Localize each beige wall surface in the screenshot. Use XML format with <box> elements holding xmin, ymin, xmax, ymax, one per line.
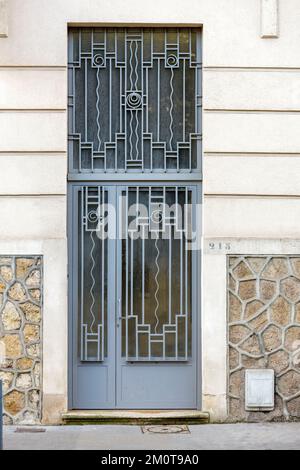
<box><xmin>0</xmin><ymin>0</ymin><xmax>299</xmax><ymax>422</ymax></box>
<box><xmin>0</xmin><ymin>0</ymin><xmax>299</xmax><ymax>67</ymax></box>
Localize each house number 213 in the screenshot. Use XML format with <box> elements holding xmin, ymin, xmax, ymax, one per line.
<box><xmin>208</xmin><ymin>242</ymin><xmax>231</xmax><ymax>251</ymax></box>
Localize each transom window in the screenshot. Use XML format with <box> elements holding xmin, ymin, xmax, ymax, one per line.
<box><xmin>68</xmin><ymin>28</ymin><xmax>202</xmax><ymax>174</ymax></box>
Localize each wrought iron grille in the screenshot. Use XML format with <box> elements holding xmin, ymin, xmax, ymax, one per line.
<box><xmin>121</xmin><ymin>186</ymin><xmax>193</xmax><ymax>361</ymax></box>
<box><xmin>76</xmin><ymin>185</ymin><xmax>194</xmax><ymax>362</ymax></box>
<box><xmin>68</xmin><ymin>28</ymin><xmax>202</xmax><ymax>174</ymax></box>
<box><xmin>78</xmin><ymin>186</ymin><xmax>108</xmax><ymax>361</ymax></box>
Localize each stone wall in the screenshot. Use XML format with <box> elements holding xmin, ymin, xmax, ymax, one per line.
<box><xmin>0</xmin><ymin>256</ymin><xmax>42</xmax><ymax>424</ymax></box>
<box><xmin>228</xmin><ymin>255</ymin><xmax>300</xmax><ymax>422</ymax></box>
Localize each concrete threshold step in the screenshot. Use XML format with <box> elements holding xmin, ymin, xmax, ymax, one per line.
<box><xmin>62</xmin><ymin>410</ymin><xmax>210</xmax><ymax>425</ymax></box>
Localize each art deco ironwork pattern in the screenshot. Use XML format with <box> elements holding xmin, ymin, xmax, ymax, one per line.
<box><xmin>68</xmin><ymin>28</ymin><xmax>202</xmax><ymax>173</ymax></box>
<box><xmin>121</xmin><ymin>186</ymin><xmax>193</xmax><ymax>361</ymax></box>
<box><xmin>78</xmin><ymin>186</ymin><xmax>108</xmax><ymax>361</ymax></box>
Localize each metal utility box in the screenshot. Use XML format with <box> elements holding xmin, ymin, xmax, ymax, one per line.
<box><xmin>245</xmin><ymin>369</ymin><xmax>275</xmax><ymax>411</ymax></box>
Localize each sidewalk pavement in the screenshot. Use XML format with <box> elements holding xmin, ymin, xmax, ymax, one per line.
<box><xmin>3</xmin><ymin>422</ymin><xmax>300</xmax><ymax>450</ymax></box>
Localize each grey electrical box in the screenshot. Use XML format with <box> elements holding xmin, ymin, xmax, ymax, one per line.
<box><xmin>245</xmin><ymin>369</ymin><xmax>275</xmax><ymax>411</ymax></box>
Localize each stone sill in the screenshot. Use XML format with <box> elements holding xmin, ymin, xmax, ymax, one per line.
<box><xmin>62</xmin><ymin>410</ymin><xmax>210</xmax><ymax>425</ymax></box>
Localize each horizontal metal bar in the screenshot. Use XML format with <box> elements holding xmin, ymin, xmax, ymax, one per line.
<box><xmin>68</xmin><ymin>172</ymin><xmax>203</xmax><ymax>182</ymax></box>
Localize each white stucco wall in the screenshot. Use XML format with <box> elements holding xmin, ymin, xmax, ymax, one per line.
<box><xmin>0</xmin><ymin>0</ymin><xmax>300</xmax><ymax>422</ymax></box>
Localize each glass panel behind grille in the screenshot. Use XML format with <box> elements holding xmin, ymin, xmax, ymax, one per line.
<box><xmin>78</xmin><ymin>186</ymin><xmax>108</xmax><ymax>361</ymax></box>
<box><xmin>121</xmin><ymin>186</ymin><xmax>193</xmax><ymax>361</ymax></box>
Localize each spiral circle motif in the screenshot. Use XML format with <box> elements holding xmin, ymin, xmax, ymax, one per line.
<box><xmin>126</xmin><ymin>92</ymin><xmax>142</xmax><ymax>109</ymax></box>
<box><xmin>93</xmin><ymin>54</ymin><xmax>104</xmax><ymax>67</ymax></box>
<box><xmin>87</xmin><ymin>210</ymin><xmax>99</xmax><ymax>223</ymax></box>
<box><xmin>166</xmin><ymin>54</ymin><xmax>178</xmax><ymax>67</ymax></box>
<box><xmin>151</xmin><ymin>209</ymin><xmax>163</xmax><ymax>224</ymax></box>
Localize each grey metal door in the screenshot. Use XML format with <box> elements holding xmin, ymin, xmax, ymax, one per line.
<box><xmin>70</xmin><ymin>183</ymin><xmax>200</xmax><ymax>409</ymax></box>
<box><xmin>68</xmin><ymin>27</ymin><xmax>202</xmax><ymax>409</ymax></box>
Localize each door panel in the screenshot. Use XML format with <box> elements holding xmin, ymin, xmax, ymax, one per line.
<box><xmin>71</xmin><ymin>185</ymin><xmax>116</xmax><ymax>408</ymax></box>
<box><xmin>118</xmin><ymin>363</ymin><xmax>197</xmax><ymax>408</ymax></box>
<box><xmin>116</xmin><ymin>185</ymin><xmax>198</xmax><ymax>408</ymax></box>
<box><xmin>70</xmin><ymin>184</ymin><xmax>200</xmax><ymax>409</ymax></box>
<box><xmin>79</xmin><ymin>186</ymin><xmax>108</xmax><ymax>362</ymax></box>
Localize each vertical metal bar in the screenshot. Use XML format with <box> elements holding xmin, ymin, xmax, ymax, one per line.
<box><xmin>196</xmin><ymin>30</ymin><xmax>202</xmax><ymax>172</ymax></box>
<box><xmin>182</xmin><ymin>58</ymin><xmax>186</xmax><ymax>143</ymax></box>
<box><xmin>189</xmin><ymin>28</ymin><xmax>192</xmax><ymax>64</ymax></box>
<box><xmin>67</xmin><ymin>32</ymin><xmax>73</xmax><ymax>174</ymax></box>
<box><xmin>175</xmin><ymin>187</ymin><xmax>180</xmax><ymax>360</ymax></box>
<box><xmin>91</xmin><ymin>31</ymin><xmax>95</xmax><ymax>182</ymax></box>
<box><xmin>142</xmin><ymin>230</ymin><xmax>145</xmax><ymax>325</ymax></box>
<box><xmin>130</xmin><ymin>227</ymin><xmax>134</xmax><ymax>316</ymax></box>
<box><xmin>80</xmin><ymin>187</ymin><xmax>85</xmax><ymax>360</ymax></box>
<box><xmin>185</xmin><ymin>187</ymin><xmax>188</xmax><ymax>359</ymax></box>
<box><xmin>125</xmin><ymin>30</ymin><xmax>128</xmax><ymax>170</ymax></box>
<box><xmin>150</xmin><ymin>30</ymin><xmax>153</xmax><ymax>172</ymax></box>
<box><xmin>72</xmin><ymin>66</ymin><xmax>76</xmax><ymax>133</ymax></box>
<box><xmin>84</xmin><ymin>58</ymin><xmax>88</xmax><ymax>142</ymax></box>
<box><xmin>101</xmin><ymin>187</ymin><xmax>105</xmax><ymax>360</ymax></box>
<box><xmin>175</xmin><ymin>315</ymin><xmax>178</xmax><ymax>360</ymax></box>
<box><xmin>180</xmin><ymin>189</ymin><xmax>183</xmax><ymax>317</ymax></box>
<box><xmin>118</xmin><ymin>47</ymin><xmax>123</xmax><ymax>171</ymax></box>
<box><xmin>168</xmin><ymin>194</ymin><xmax>172</xmax><ymax>325</ymax></box>
<box><xmin>125</xmin><ymin>187</ymin><xmax>129</xmax><ymax>359</ymax></box>
<box><xmin>98</xmin><ymin>324</ymin><xmax>101</xmax><ymax>361</ymax></box>
<box><xmin>78</xmin><ymin>32</ymin><xmax>83</xmax><ymax>173</ymax></box>
<box><xmin>148</xmin><ymin>186</ymin><xmax>151</xmax><ymax>359</ymax></box>
<box><xmin>157</xmin><ymin>59</ymin><xmax>160</xmax><ymax>141</ymax></box>
<box><xmin>141</xmin><ymin>32</ymin><xmax>144</xmax><ymax>171</ymax></box>
<box><xmin>145</xmin><ymin>67</ymin><xmax>149</xmax><ymax>132</ymax></box>
<box><xmin>109</xmin><ymin>58</ymin><xmax>112</xmax><ymax>143</ymax></box>
<box><xmin>119</xmin><ymin>67</ymin><xmax>122</xmax><ymax>131</ymax></box>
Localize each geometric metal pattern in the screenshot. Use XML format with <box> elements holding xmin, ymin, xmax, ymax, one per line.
<box><xmin>78</xmin><ymin>186</ymin><xmax>107</xmax><ymax>361</ymax></box>
<box><xmin>68</xmin><ymin>28</ymin><xmax>202</xmax><ymax>173</ymax></box>
<box><xmin>121</xmin><ymin>186</ymin><xmax>193</xmax><ymax>361</ymax></box>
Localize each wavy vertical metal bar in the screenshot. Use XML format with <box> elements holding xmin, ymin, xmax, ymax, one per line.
<box><xmin>134</xmin><ymin>41</ymin><xmax>139</xmax><ymax>162</ymax></box>
<box><xmin>128</xmin><ymin>41</ymin><xmax>134</xmax><ymax>161</ymax></box>
<box><xmin>154</xmin><ymin>232</ymin><xmax>160</xmax><ymax>333</ymax></box>
<box><xmin>129</xmin><ymin>110</ymin><xmax>134</xmax><ymax>161</ymax></box>
<box><xmin>129</xmin><ymin>40</ymin><xmax>134</xmax><ymax>91</ymax></box>
<box><xmin>134</xmin><ymin>111</ymin><xmax>139</xmax><ymax>160</ymax></box>
<box><xmin>169</xmin><ymin>67</ymin><xmax>174</xmax><ymax>151</ymax></box>
<box><xmin>134</xmin><ymin>40</ymin><xmax>138</xmax><ymax>90</ymax></box>
<box><xmin>96</xmin><ymin>67</ymin><xmax>101</xmax><ymax>151</ymax></box>
<box><xmin>89</xmin><ymin>230</ymin><xmax>96</xmax><ymax>332</ymax></box>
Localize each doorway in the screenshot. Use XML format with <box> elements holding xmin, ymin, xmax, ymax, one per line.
<box><xmin>68</xmin><ymin>27</ymin><xmax>202</xmax><ymax>409</ymax></box>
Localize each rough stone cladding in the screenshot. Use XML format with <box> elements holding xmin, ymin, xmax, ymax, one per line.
<box><xmin>228</xmin><ymin>256</ymin><xmax>300</xmax><ymax>422</ymax></box>
<box><xmin>0</xmin><ymin>256</ymin><xmax>42</xmax><ymax>424</ymax></box>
